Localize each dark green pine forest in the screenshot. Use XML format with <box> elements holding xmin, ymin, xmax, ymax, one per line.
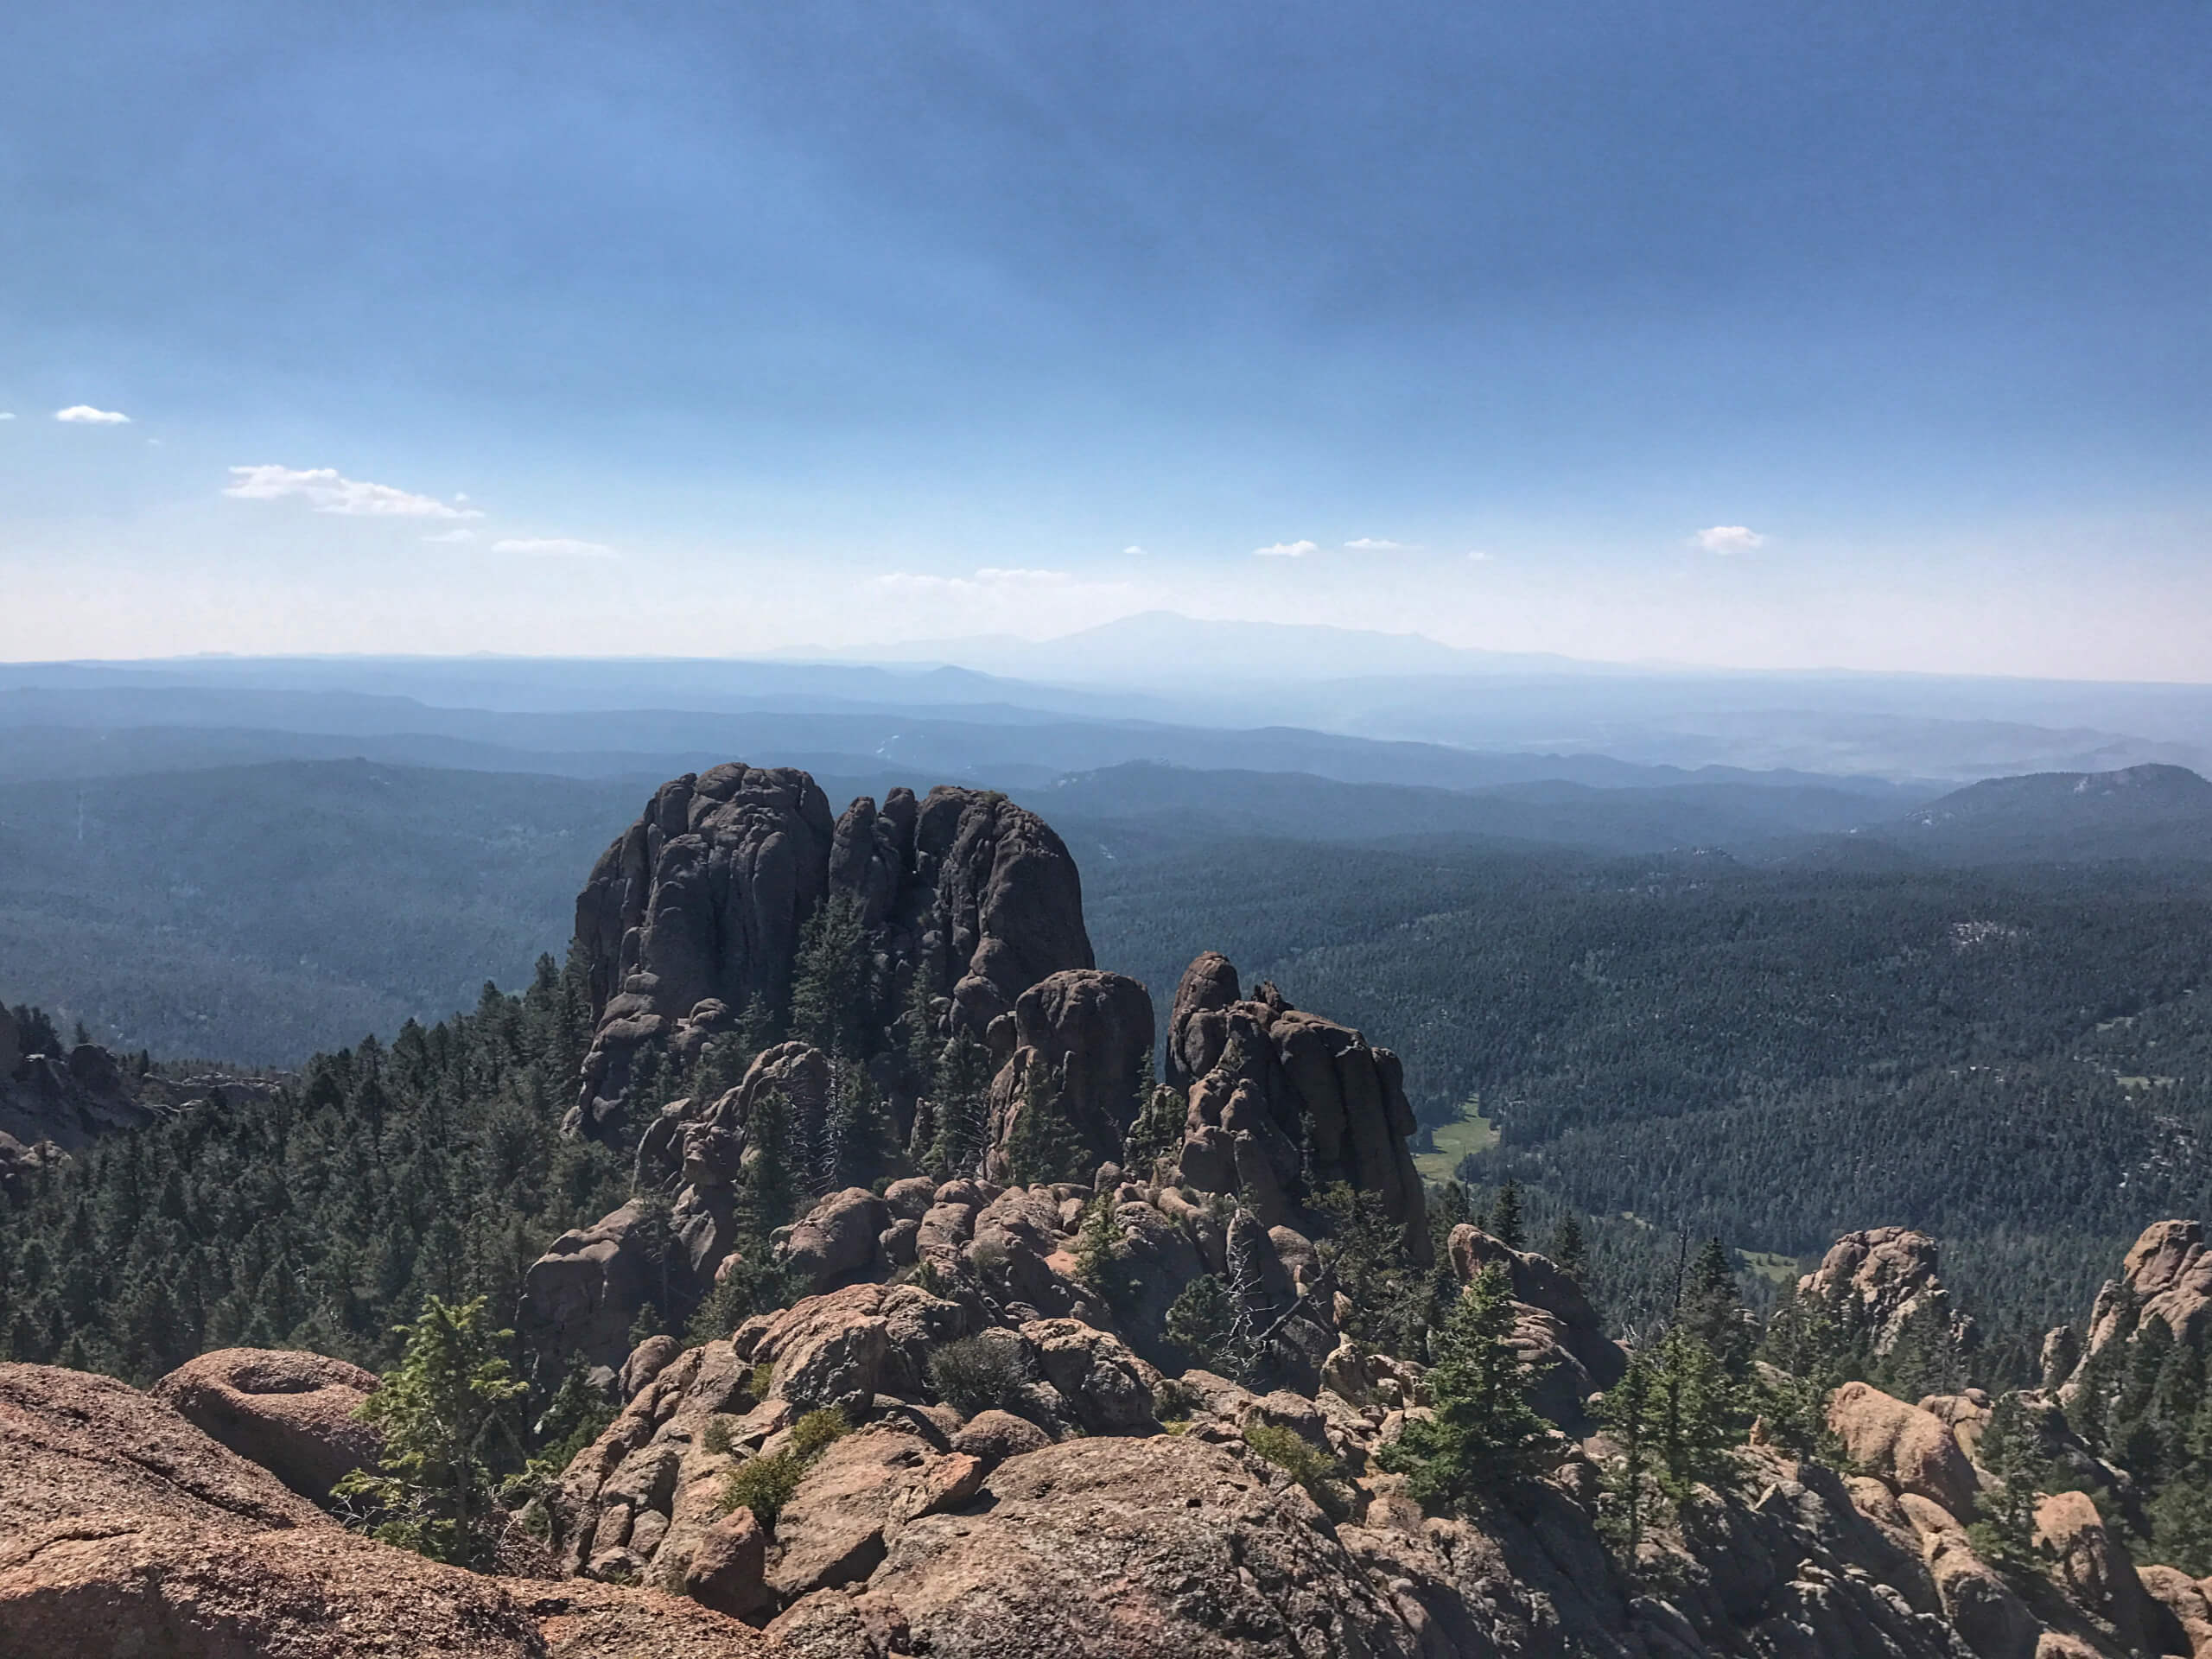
<box><xmin>0</xmin><ymin>962</ymin><xmax>629</xmax><ymax>1382</ymax></box>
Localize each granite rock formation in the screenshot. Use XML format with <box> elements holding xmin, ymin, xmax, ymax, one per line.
<box><xmin>1163</xmin><ymin>951</ymin><xmax>1428</xmax><ymax>1261</ymax></box>
<box><xmin>0</xmin><ymin>1360</ymin><xmax>773</xmax><ymax>1658</ymax></box>
<box><xmin>570</xmin><ymin>766</ymin><xmax>1093</xmax><ymax>1140</ymax></box>
<box><xmin>0</xmin><ymin>1012</ymin><xmax>162</xmax><ymax>1155</ymax></box>
<box><xmin>149</xmin><ymin>1347</ymin><xmax>383</xmax><ymax>1503</ymax></box>
<box><xmin>983</xmin><ymin>968</ymin><xmax>1154</xmax><ymax>1179</ymax></box>
<box><xmin>1798</xmin><ymin>1225</ymin><xmax>1978</xmax><ymax>1360</ymax></box>
<box><xmin>2051</xmin><ymin>1220</ymin><xmax>2212</xmax><ymax>1403</ymax></box>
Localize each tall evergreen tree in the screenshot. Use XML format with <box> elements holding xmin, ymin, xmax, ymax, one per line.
<box><xmin>333</xmin><ymin>1295</ymin><xmax>530</xmax><ymax>1566</ymax></box>
<box><xmin>1486</xmin><ymin>1181</ymin><xmax>1524</xmax><ymax>1250</ymax></box>
<box><xmin>1378</xmin><ymin>1263</ymin><xmax>1554</xmax><ymax>1512</ymax></box>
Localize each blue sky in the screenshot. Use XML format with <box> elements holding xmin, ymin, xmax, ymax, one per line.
<box><xmin>3</xmin><ymin>0</ymin><xmax>2208</xmax><ymax>676</ymax></box>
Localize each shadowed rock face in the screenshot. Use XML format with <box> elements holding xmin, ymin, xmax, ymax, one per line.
<box><xmin>0</xmin><ymin>1031</ymin><xmax>162</xmax><ymax>1154</ymax></box>
<box><xmin>573</xmin><ymin>765</ymin><xmax>839</xmax><ymax>1135</ymax></box>
<box><xmin>985</xmin><ymin>969</ymin><xmax>1155</xmax><ymax>1179</ymax></box>
<box><xmin>570</xmin><ymin>766</ymin><xmax>1093</xmax><ymax>1140</ymax></box>
<box><xmin>1165</xmin><ymin>952</ymin><xmax>1428</xmax><ymax>1262</ymax></box>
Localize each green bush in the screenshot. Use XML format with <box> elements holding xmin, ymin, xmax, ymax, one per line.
<box><xmin>789</xmin><ymin>1408</ymin><xmax>849</xmax><ymax>1459</ymax></box>
<box><xmin>717</xmin><ymin>1407</ymin><xmax>849</xmax><ymax>1529</ymax></box>
<box><xmin>1243</xmin><ymin>1421</ymin><xmax>1350</xmax><ymax>1519</ymax></box>
<box><xmin>721</xmin><ymin>1451</ymin><xmax>805</xmax><ymax>1528</ymax></box>
<box><xmin>928</xmin><ymin>1337</ymin><xmax>1032</xmax><ymax>1418</ymax></box>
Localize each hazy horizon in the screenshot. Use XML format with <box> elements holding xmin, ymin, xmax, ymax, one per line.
<box><xmin>5</xmin><ymin>3</ymin><xmax>2209</xmax><ymax>680</ymax></box>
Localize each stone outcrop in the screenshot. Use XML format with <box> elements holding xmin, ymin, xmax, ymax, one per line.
<box><xmin>1827</xmin><ymin>1380</ymin><xmax>1981</xmax><ymax>1518</ymax></box>
<box><xmin>983</xmin><ymin>968</ymin><xmax>1154</xmax><ymax>1179</ymax></box>
<box><xmin>1448</xmin><ymin>1223</ymin><xmax>1626</xmax><ymax>1429</ymax></box>
<box><xmin>785</xmin><ymin>1433</ymin><xmax>1418</xmax><ymax>1657</ymax></box>
<box><xmin>0</xmin><ymin>1361</ymin><xmax>772</xmax><ymax>1659</ymax></box>
<box><xmin>2034</xmin><ymin>1490</ymin><xmax>2152</xmax><ymax>1655</ymax></box>
<box><xmin>518</xmin><ymin>1200</ymin><xmax>662</xmax><ymax>1370</ymax></box>
<box><xmin>571</xmin><ymin>766</ymin><xmax>1093</xmax><ymax>1140</ymax></box>
<box><xmin>1164</xmin><ymin>951</ymin><xmax>1429</xmax><ymax>1262</ymax></box>
<box><xmin>149</xmin><ymin>1347</ymin><xmax>382</xmax><ymax>1503</ymax></box>
<box><xmin>2055</xmin><ymin>1220</ymin><xmax>2212</xmax><ymax>1402</ymax></box>
<box><xmin>0</xmin><ymin>1023</ymin><xmax>162</xmax><ymax>1154</ymax></box>
<box><xmin>1799</xmin><ymin>1227</ymin><xmax>1976</xmax><ymax>1359</ymax></box>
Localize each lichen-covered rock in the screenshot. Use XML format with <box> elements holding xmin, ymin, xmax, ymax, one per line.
<box><xmin>0</xmin><ymin>1362</ymin><xmax>778</xmax><ymax>1659</ymax></box>
<box><xmin>1018</xmin><ymin>1319</ymin><xmax>1161</xmax><ymax>1435</ymax></box>
<box><xmin>0</xmin><ymin>1522</ymin><xmax>550</xmax><ymax>1659</ymax></box>
<box><xmin>149</xmin><ymin>1347</ymin><xmax>381</xmax><ymax>1503</ymax></box>
<box><xmin>767</xmin><ymin>1427</ymin><xmax>943</xmax><ymax>1599</ymax></box>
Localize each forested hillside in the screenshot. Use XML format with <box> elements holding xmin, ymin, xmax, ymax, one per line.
<box><xmin>1087</xmin><ymin>838</ymin><xmax>2212</xmax><ymax>1352</ymax></box>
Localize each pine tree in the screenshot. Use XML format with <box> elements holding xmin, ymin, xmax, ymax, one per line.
<box><xmin>1164</xmin><ymin>1273</ymin><xmax>1237</xmax><ymax>1373</ymax></box>
<box><xmin>1377</xmin><ymin>1263</ymin><xmax>1554</xmax><ymax>1512</ymax></box>
<box><xmin>735</xmin><ymin>1077</ymin><xmax>802</xmax><ymax>1238</ymax></box>
<box><xmin>1486</xmin><ymin>1181</ymin><xmax>1524</xmax><ymax>1250</ymax></box>
<box><xmin>333</xmin><ymin>1295</ymin><xmax>529</xmax><ymax>1566</ymax></box>
<box><xmin>927</xmin><ymin>1033</ymin><xmax>995</xmax><ymax>1178</ymax></box>
<box><xmin>1547</xmin><ymin>1214</ymin><xmax>1589</xmax><ymax>1286</ymax></box>
<box><xmin>1649</xmin><ymin>1321</ymin><xmax>1744</xmax><ymax>1501</ymax></box>
<box><xmin>790</xmin><ymin>892</ymin><xmax>874</xmax><ymax>1059</ymax></box>
<box><xmin>1679</xmin><ymin>1238</ymin><xmax>1753</xmax><ymax>1376</ymax></box>
<box><xmin>826</xmin><ymin>1063</ymin><xmax>897</xmax><ymax>1190</ymax></box>
<box><xmin>1598</xmin><ymin>1352</ymin><xmax>1656</xmax><ymax>1549</ymax></box>
<box><xmin>1969</xmin><ymin>1391</ymin><xmax>2056</xmax><ymax>1575</ymax></box>
<box><xmin>1001</xmin><ymin>1059</ymin><xmax>1090</xmax><ymax>1186</ymax></box>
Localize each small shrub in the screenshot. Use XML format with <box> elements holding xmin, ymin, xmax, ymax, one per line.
<box><xmin>1153</xmin><ymin>1376</ymin><xmax>1203</xmax><ymax>1422</ymax></box>
<box><xmin>721</xmin><ymin>1452</ymin><xmax>804</xmax><ymax>1528</ymax></box>
<box><xmin>749</xmin><ymin>1359</ymin><xmax>776</xmax><ymax>1401</ymax></box>
<box><xmin>969</xmin><ymin>1236</ymin><xmax>1010</xmax><ymax>1275</ymax></box>
<box><xmin>1243</xmin><ymin>1421</ymin><xmax>1350</xmax><ymax>1518</ymax></box>
<box><xmin>701</xmin><ymin>1416</ymin><xmax>736</xmax><ymax>1457</ymax></box>
<box><xmin>789</xmin><ymin>1408</ymin><xmax>849</xmax><ymax>1459</ymax></box>
<box><xmin>928</xmin><ymin>1336</ymin><xmax>1031</xmax><ymax>1418</ymax></box>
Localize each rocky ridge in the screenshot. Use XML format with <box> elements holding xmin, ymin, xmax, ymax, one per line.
<box><xmin>569</xmin><ymin>766</ymin><xmax>1094</xmax><ymax>1141</ymax></box>
<box><xmin>0</xmin><ymin>1358</ymin><xmax>774</xmax><ymax>1658</ymax></box>
<box><xmin>519</xmin><ymin>1211</ymin><xmax>2212</xmax><ymax>1658</ymax></box>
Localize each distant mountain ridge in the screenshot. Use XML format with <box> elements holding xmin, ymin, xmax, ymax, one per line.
<box><xmin>1892</xmin><ymin>762</ymin><xmax>2212</xmax><ymax>861</ymax></box>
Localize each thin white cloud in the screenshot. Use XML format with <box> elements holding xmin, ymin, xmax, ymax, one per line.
<box><xmin>1466</xmin><ymin>550</ymin><xmax>1493</xmax><ymax>563</ymax></box>
<box><xmin>56</xmin><ymin>405</ymin><xmax>130</xmax><ymax>424</ymax></box>
<box><xmin>1122</xmin><ymin>544</ymin><xmax>1147</xmax><ymax>556</ymax></box>
<box><xmin>1692</xmin><ymin>524</ymin><xmax>1766</xmax><ymax>554</ymax></box>
<box><xmin>1345</xmin><ymin>537</ymin><xmax>1410</xmax><ymax>551</ymax></box>
<box><xmin>423</xmin><ymin>528</ymin><xmax>478</xmax><ymax>544</ymax></box>
<box><xmin>0</xmin><ymin>412</ymin><xmax>16</xmax><ymax>421</ymax></box>
<box><xmin>1253</xmin><ymin>539</ymin><xmax>1318</xmax><ymax>559</ymax></box>
<box><xmin>492</xmin><ymin>537</ymin><xmax>618</xmax><ymax>559</ymax></box>
<box><xmin>225</xmin><ymin>464</ymin><xmax>481</xmax><ymax>519</ymax></box>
